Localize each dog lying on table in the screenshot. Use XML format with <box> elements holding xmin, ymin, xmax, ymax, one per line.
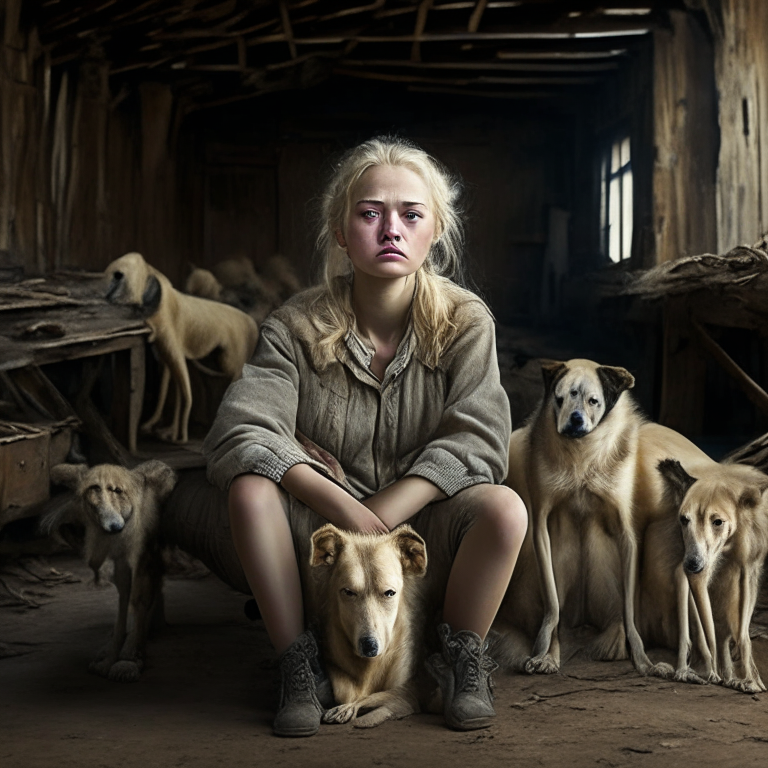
<box><xmin>104</xmin><ymin>251</ymin><xmax>258</xmax><ymax>444</ymax></box>
<box><xmin>46</xmin><ymin>460</ymin><xmax>177</xmax><ymax>682</ymax></box>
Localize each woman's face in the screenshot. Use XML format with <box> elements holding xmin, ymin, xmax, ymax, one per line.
<box><xmin>337</xmin><ymin>164</ymin><xmax>437</xmax><ymax>282</ymax></box>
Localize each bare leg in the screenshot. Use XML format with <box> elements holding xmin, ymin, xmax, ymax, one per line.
<box><xmin>442</xmin><ymin>485</ymin><xmax>527</xmax><ymax>639</ymax></box>
<box><xmin>228</xmin><ymin>473</ymin><xmax>303</xmax><ymax>654</ymax></box>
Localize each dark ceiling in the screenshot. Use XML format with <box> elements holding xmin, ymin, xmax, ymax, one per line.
<box><xmin>32</xmin><ymin>1</ymin><xmax>684</xmax><ymax>112</ymax></box>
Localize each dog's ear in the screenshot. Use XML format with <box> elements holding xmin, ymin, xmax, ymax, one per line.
<box><xmin>391</xmin><ymin>526</ymin><xmax>428</xmax><ymax>577</ymax></box>
<box><xmin>597</xmin><ymin>365</ymin><xmax>635</xmax><ymax>414</ymax></box>
<box><xmin>50</xmin><ymin>463</ymin><xmax>88</xmax><ymax>491</ymax></box>
<box><xmin>657</xmin><ymin>459</ymin><xmax>697</xmax><ymax>508</ymax></box>
<box><xmin>310</xmin><ymin>524</ymin><xmax>344</xmax><ymax>567</ymax></box>
<box><xmin>140</xmin><ymin>274</ymin><xmax>162</xmax><ymax>317</ymax></box>
<box><xmin>540</xmin><ymin>360</ymin><xmax>568</xmax><ymax>394</ymax></box>
<box><xmin>135</xmin><ymin>460</ymin><xmax>177</xmax><ymax>501</ymax></box>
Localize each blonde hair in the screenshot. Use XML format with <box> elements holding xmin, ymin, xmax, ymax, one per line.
<box><xmin>310</xmin><ymin>136</ymin><xmax>469</xmax><ymax>369</ymax></box>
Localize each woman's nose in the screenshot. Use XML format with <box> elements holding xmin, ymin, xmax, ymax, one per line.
<box><xmin>380</xmin><ymin>211</ymin><xmax>402</xmax><ymax>242</ymax></box>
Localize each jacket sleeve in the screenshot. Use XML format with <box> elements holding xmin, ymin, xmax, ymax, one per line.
<box><xmin>404</xmin><ymin>305</ymin><xmax>511</xmax><ymax>496</ymax></box>
<box><xmin>202</xmin><ymin>319</ymin><xmax>328</xmax><ymax>491</ymax></box>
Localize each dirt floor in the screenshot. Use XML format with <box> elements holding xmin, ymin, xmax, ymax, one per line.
<box><xmin>2</xmin><ymin>553</ymin><xmax>768</xmax><ymax>768</ymax></box>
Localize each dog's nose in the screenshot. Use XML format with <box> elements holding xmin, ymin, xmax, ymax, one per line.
<box><xmin>570</xmin><ymin>411</ymin><xmax>584</xmax><ymax>426</ymax></box>
<box><xmin>105</xmin><ymin>521</ymin><xmax>125</xmax><ymax>534</ymax></box>
<box><xmin>683</xmin><ymin>556</ymin><xmax>704</xmax><ymax>574</ymax></box>
<box><xmin>359</xmin><ymin>637</ymin><xmax>379</xmax><ymax>657</ymax></box>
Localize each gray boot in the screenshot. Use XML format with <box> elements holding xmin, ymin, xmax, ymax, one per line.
<box><xmin>426</xmin><ymin>623</ymin><xmax>498</xmax><ymax>731</ymax></box>
<box><xmin>273</xmin><ymin>631</ymin><xmax>325</xmax><ymax>737</ymax></box>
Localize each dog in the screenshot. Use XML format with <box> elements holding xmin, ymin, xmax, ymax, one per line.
<box><xmin>655</xmin><ymin>457</ymin><xmax>768</xmax><ymax>692</ymax></box>
<box><xmin>45</xmin><ymin>460</ymin><xmax>177</xmax><ymax>682</ymax></box>
<box><xmin>308</xmin><ymin>523</ymin><xmax>427</xmax><ymax>728</ymax></box>
<box><xmin>504</xmin><ymin>358</ymin><xmax>665</xmax><ymax>677</ymax></box>
<box><xmin>184</xmin><ymin>265</ymin><xmax>222</xmax><ymax>301</ymax></box>
<box><xmin>104</xmin><ymin>252</ymin><xmax>258</xmax><ymax>444</ymax></box>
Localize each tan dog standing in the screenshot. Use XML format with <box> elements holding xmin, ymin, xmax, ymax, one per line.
<box><xmin>655</xmin><ymin>458</ymin><xmax>768</xmax><ymax>692</ymax></box>
<box><xmin>104</xmin><ymin>252</ymin><xmax>258</xmax><ymax>443</ymax></box>
<box><xmin>46</xmin><ymin>460</ymin><xmax>177</xmax><ymax>682</ymax></box>
<box><xmin>308</xmin><ymin>523</ymin><xmax>428</xmax><ymax>728</ymax></box>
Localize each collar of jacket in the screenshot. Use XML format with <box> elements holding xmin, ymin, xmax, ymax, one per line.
<box><xmin>343</xmin><ymin>322</ymin><xmax>414</xmax><ymax>390</ymax></box>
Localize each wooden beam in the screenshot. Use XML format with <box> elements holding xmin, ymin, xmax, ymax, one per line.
<box><xmin>408</xmin><ymin>84</ymin><xmax>553</xmax><ymax>99</ymax></box>
<box><xmin>468</xmin><ymin>0</ymin><xmax>488</xmax><ymax>32</ymax></box>
<box><xmin>279</xmin><ymin>0</ymin><xmax>298</xmax><ymax>59</ymax></box>
<box><xmin>497</xmin><ymin>49</ymin><xmax>628</xmax><ymax>59</ymax></box>
<box><xmin>341</xmin><ymin>58</ymin><xmax>619</xmax><ymax>72</ymax></box>
<box><xmin>333</xmin><ymin>67</ymin><xmax>595</xmax><ymax>86</ymax></box>
<box><xmin>692</xmin><ymin>319</ymin><xmax>768</xmax><ymax>420</ymax></box>
<box><xmin>411</xmin><ymin>0</ymin><xmax>433</xmax><ymax>63</ymax></box>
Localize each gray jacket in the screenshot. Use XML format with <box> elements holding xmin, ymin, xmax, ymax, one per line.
<box><xmin>203</xmin><ymin>284</ymin><xmax>511</xmax><ymax>499</ymax></box>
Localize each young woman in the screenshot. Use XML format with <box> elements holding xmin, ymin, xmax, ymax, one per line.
<box><xmin>202</xmin><ymin>136</ymin><xmax>527</xmax><ymax>736</ymax></box>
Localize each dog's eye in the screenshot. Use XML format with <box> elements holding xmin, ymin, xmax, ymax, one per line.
<box><xmin>713</xmin><ymin>518</ymin><xmax>723</xmax><ymax>527</ymax></box>
<box><xmin>110</xmin><ymin>487</ymin><xmax>123</xmax><ymax>495</ymax></box>
<box><xmin>113</xmin><ymin>271</ymin><xmax>123</xmax><ymax>280</ymax></box>
<box><xmin>680</xmin><ymin>516</ymin><xmax>690</xmax><ymax>526</ymax></box>
<box><xmin>383</xmin><ymin>590</ymin><xmax>396</xmax><ymax>598</ymax></box>
<box><xmin>88</xmin><ymin>484</ymin><xmax>100</xmax><ymax>493</ymax></box>
<box><xmin>570</xmin><ymin>389</ymin><xmax>578</xmax><ymax>398</ymax></box>
<box><xmin>341</xmin><ymin>588</ymin><xmax>356</xmax><ymax>597</ymax></box>
<box><xmin>589</xmin><ymin>397</ymin><xmax>599</xmax><ymax>406</ymax></box>
<box><xmin>555</xmin><ymin>396</ymin><xmax>564</xmax><ymax>407</ymax></box>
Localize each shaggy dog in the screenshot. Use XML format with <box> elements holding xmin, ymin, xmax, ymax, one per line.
<box><xmin>655</xmin><ymin>458</ymin><xmax>768</xmax><ymax>692</ymax></box>
<box><xmin>46</xmin><ymin>460</ymin><xmax>177</xmax><ymax>682</ymax></box>
<box><xmin>308</xmin><ymin>523</ymin><xmax>427</xmax><ymax>728</ymax></box>
<box><xmin>104</xmin><ymin>251</ymin><xmax>258</xmax><ymax>444</ymax></box>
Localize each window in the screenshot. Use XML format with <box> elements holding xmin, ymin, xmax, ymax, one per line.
<box><xmin>600</xmin><ymin>136</ymin><xmax>633</xmax><ymax>263</ymax></box>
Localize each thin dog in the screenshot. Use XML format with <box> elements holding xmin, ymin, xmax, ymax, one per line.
<box><xmin>104</xmin><ymin>252</ymin><xmax>258</xmax><ymax>444</ymax></box>
<box><xmin>308</xmin><ymin>523</ymin><xmax>428</xmax><ymax>728</ymax></box>
<box><xmin>46</xmin><ymin>460</ymin><xmax>177</xmax><ymax>682</ymax></box>
<box><xmin>656</xmin><ymin>457</ymin><xmax>768</xmax><ymax>692</ymax></box>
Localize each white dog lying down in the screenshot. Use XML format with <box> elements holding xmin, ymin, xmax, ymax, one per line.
<box><xmin>104</xmin><ymin>251</ymin><xmax>258</xmax><ymax>444</ymax></box>
<box><xmin>46</xmin><ymin>460</ymin><xmax>177</xmax><ymax>682</ymax></box>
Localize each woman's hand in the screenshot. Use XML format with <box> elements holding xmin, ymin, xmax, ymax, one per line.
<box><xmin>281</xmin><ymin>463</ymin><xmax>389</xmax><ymax>534</ymax></box>
<box><xmin>363</xmin><ymin>476</ymin><xmax>446</xmax><ymax>529</ymax></box>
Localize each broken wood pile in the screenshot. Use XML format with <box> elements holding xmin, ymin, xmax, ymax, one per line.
<box><xmin>602</xmin><ymin>234</ymin><xmax>768</xmax><ymax>469</ymax></box>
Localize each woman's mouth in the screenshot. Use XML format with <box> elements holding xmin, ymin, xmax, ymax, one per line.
<box><xmin>377</xmin><ymin>246</ymin><xmax>406</xmax><ymax>258</ymax></box>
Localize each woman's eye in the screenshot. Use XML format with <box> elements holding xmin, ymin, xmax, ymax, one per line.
<box><xmin>404</xmin><ymin>211</ymin><xmax>420</xmax><ymax>221</ymax></box>
<box><xmin>362</xmin><ymin>210</ymin><xmax>379</xmax><ymax>219</ymax></box>
<box><xmin>383</xmin><ymin>590</ymin><xmax>396</xmax><ymax>598</ymax></box>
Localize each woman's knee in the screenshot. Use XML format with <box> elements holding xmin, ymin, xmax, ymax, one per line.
<box><xmin>228</xmin><ymin>473</ymin><xmax>285</xmax><ymax>523</ymax></box>
<box><xmin>472</xmin><ymin>485</ymin><xmax>528</xmax><ymax>547</ymax></box>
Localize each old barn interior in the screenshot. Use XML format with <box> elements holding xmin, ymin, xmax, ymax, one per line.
<box><xmin>2</xmin><ymin>1</ymin><xmax>768</xmax><ymax>766</ymax></box>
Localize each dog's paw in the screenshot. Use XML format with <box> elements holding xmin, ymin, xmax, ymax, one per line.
<box><xmin>88</xmin><ymin>659</ymin><xmax>113</xmax><ymax>678</ymax></box>
<box><xmin>647</xmin><ymin>662</ymin><xmax>675</xmax><ymax>680</ymax></box>
<box><xmin>524</xmin><ymin>654</ymin><xmax>559</xmax><ymax>675</ymax></box>
<box><xmin>705</xmin><ymin>670</ymin><xmax>722</xmax><ymax>685</ymax></box>
<box><xmin>108</xmin><ymin>660</ymin><xmax>141</xmax><ymax>683</ymax></box>
<box><xmin>673</xmin><ymin>667</ymin><xmax>706</xmax><ymax>685</ymax></box>
<box><xmin>353</xmin><ymin>707</ymin><xmax>393</xmax><ymax>729</ymax></box>
<box><xmin>725</xmin><ymin>678</ymin><xmax>763</xmax><ymax>694</ymax></box>
<box><xmin>155</xmin><ymin>426</ymin><xmax>179</xmax><ymax>444</ymax></box>
<box><xmin>323</xmin><ymin>704</ymin><xmax>357</xmax><ymax>724</ymax></box>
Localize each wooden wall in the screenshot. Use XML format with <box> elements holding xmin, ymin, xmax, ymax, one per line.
<box><xmin>709</xmin><ymin>0</ymin><xmax>768</xmax><ymax>251</ymax></box>
<box><xmin>0</xmin><ymin>2</ymin><xmax>202</xmax><ymax>286</ymax></box>
<box><xmin>652</xmin><ymin>9</ymin><xmax>719</xmax><ymax>264</ymax></box>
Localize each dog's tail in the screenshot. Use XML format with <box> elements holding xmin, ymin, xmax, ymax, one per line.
<box><xmin>487</xmin><ymin>625</ymin><xmax>532</xmax><ymax>672</ymax></box>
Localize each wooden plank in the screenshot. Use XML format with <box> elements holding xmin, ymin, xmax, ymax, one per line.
<box><xmin>279</xmin><ymin>0</ymin><xmax>298</xmax><ymax>59</ymax></box>
<box><xmin>692</xmin><ymin>319</ymin><xmax>768</xmax><ymax>419</ymax></box>
<box><xmin>411</xmin><ymin>0</ymin><xmax>433</xmax><ymax>63</ymax></box>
